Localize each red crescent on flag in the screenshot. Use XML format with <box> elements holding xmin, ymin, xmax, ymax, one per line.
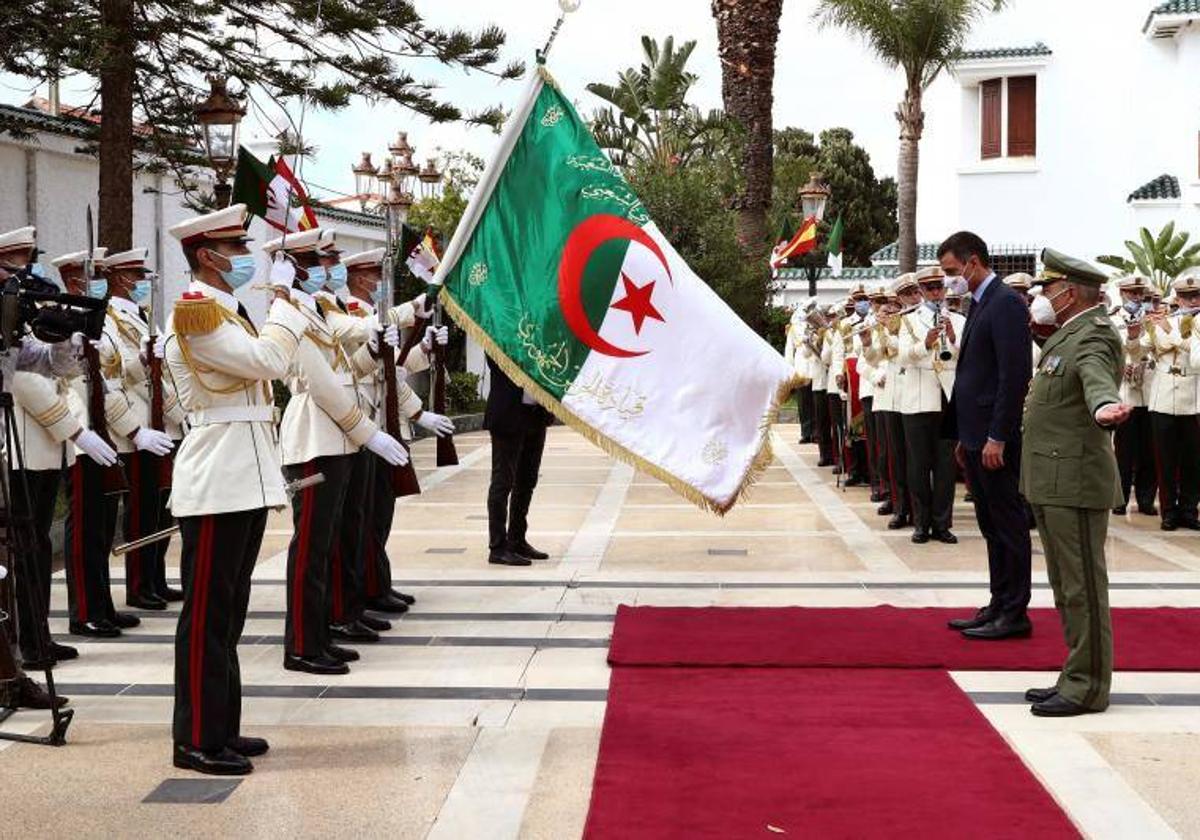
<box><xmin>558</xmin><ymin>214</ymin><xmax>672</xmax><ymax>358</ymax></box>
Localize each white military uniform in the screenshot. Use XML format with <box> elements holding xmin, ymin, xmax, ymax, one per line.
<box><xmin>897</xmin><ymin>305</ymin><xmax>964</xmax><ymax>413</ymax></box>
<box><xmin>1143</xmin><ymin>313</ymin><xmax>1199</xmax><ymax>415</ymax></box>
<box><xmin>106</xmin><ymin>295</ymin><xmax>187</xmax><ymax>439</ymax></box>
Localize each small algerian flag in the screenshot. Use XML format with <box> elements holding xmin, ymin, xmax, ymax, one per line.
<box><xmin>232</xmin><ymin>147</ymin><xmax>319</xmax><ymax>233</ymax></box>
<box><xmin>827</xmin><ymin>214</ymin><xmax>845</xmax><ymax>277</ymax></box>
<box><xmin>433</xmin><ymin>69</ymin><xmax>797</xmax><ymax>513</ymax></box>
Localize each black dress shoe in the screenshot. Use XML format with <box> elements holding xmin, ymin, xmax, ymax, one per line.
<box><xmin>51</xmin><ymin>642</ymin><xmax>79</xmax><ymax>662</ymax></box>
<box><xmin>20</xmin><ymin>657</ymin><xmax>56</xmax><ymax>672</ymax></box>
<box><xmin>69</xmin><ymin>619</ymin><xmax>121</xmax><ymax>638</ymax></box>
<box><xmin>173</xmin><ymin>744</ymin><xmax>253</xmax><ymax>775</ymax></box>
<box><xmin>844</xmin><ymin>476</ymin><xmax>868</xmax><ymax>488</ymax></box>
<box><xmin>390</xmin><ymin>589</ymin><xmax>417</xmax><ymax>605</ymax></box>
<box><xmin>869</xmin><ymin>490</ymin><xmax>885</xmax><ymax>503</ymax></box>
<box><xmin>876</xmin><ymin>501</ymin><xmax>894</xmax><ymax>516</ymax></box>
<box><xmin>947</xmin><ymin>606</ymin><xmax>996</xmax><ymax>630</ymax></box>
<box><xmin>1024</xmin><ymin>686</ymin><xmax>1058</xmax><ymax>703</ymax></box>
<box><xmin>1162</xmin><ymin>515</ymin><xmax>1179</xmax><ymax>532</ymax></box>
<box><xmin>325</xmin><ymin>644</ymin><xmax>360</xmax><ymax>663</ymax></box>
<box><xmin>284</xmin><ymin>653</ymin><xmax>350</xmax><ymax>675</ymax></box>
<box><xmin>158</xmin><ymin>586</ymin><xmax>185</xmax><ymax>602</ymax></box>
<box><xmin>886</xmin><ymin>514</ymin><xmax>912</xmax><ymax>530</ymax></box>
<box><xmin>832</xmin><ymin>466</ymin><xmax>843</xmax><ymax>476</ymax></box>
<box><xmin>330</xmin><ymin>621</ymin><xmax>380</xmax><ymax>643</ymax></box>
<box><xmin>508</xmin><ymin>540</ymin><xmax>550</xmax><ymax>560</ymax></box>
<box><xmin>359</xmin><ymin>614</ymin><xmax>392</xmax><ymax>632</ymax></box>
<box><xmin>816</xmin><ymin>459</ymin><xmax>834</xmax><ymax>468</ymax></box>
<box><xmin>111</xmin><ymin>612</ymin><xmax>141</xmax><ymax>629</ymax></box>
<box><xmin>911</xmin><ymin>528</ymin><xmax>930</xmax><ymax>544</ymax></box>
<box><xmin>1180</xmin><ymin>517</ymin><xmax>1200</xmax><ymax>531</ymax></box>
<box><xmin>488</xmin><ymin>549</ymin><xmax>532</xmax><ymax>567</ymax></box>
<box><xmin>15</xmin><ymin>676</ymin><xmax>69</xmax><ymax>710</ymax></box>
<box><xmin>228</xmin><ymin>735</ymin><xmax>269</xmax><ymax>757</ymax></box>
<box><xmin>1138</xmin><ymin>505</ymin><xmax>1158</xmax><ymax>516</ymax></box>
<box><xmin>365</xmin><ymin>595</ymin><xmax>409</xmax><ymax>615</ymax></box>
<box><xmin>963</xmin><ymin>492</ymin><xmax>975</xmax><ymax>503</ymax></box>
<box><xmin>962</xmin><ymin>613</ymin><xmax>1033</xmax><ymax>640</ymax></box>
<box><xmin>127</xmin><ymin>594</ymin><xmax>168</xmax><ymax>611</ymax></box>
<box><xmin>1111</xmin><ymin>505</ymin><xmax>1127</xmax><ymax>516</ymax></box>
<box><xmin>1031</xmin><ymin>693</ymin><xmax>1102</xmax><ymax>717</ymax></box>
<box><xmin>932</xmin><ymin>529</ymin><xmax>958</xmax><ymax>545</ymax></box>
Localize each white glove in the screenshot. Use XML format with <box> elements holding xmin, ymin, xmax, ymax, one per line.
<box><xmin>132</xmin><ymin>427</ymin><xmax>175</xmax><ymax>456</ymax></box>
<box><xmin>421</xmin><ymin>325</ymin><xmax>449</xmax><ymax>352</ymax></box>
<box><xmin>75</xmin><ymin>429</ymin><xmax>118</xmax><ymax>466</ymax></box>
<box><xmin>411</xmin><ymin>293</ymin><xmax>432</xmax><ymax>319</ymax></box>
<box><xmin>368</xmin><ymin>325</ymin><xmax>400</xmax><ymax>354</ymax></box>
<box><xmin>365</xmin><ymin>430</ymin><xmax>410</xmax><ymax>466</ymax></box>
<box><xmin>415</xmin><ymin>411</ymin><xmax>455</xmax><ymax>438</ymax></box>
<box><xmin>268</xmin><ymin>254</ymin><xmax>295</xmax><ymax>290</ymax></box>
<box><xmin>153</xmin><ymin>334</ymin><xmax>166</xmax><ymax>359</ymax></box>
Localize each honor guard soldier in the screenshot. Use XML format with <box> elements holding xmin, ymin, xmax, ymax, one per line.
<box><xmin>879</xmin><ymin>274</ymin><xmax>921</xmax><ymax>528</ymax></box>
<box><xmin>858</xmin><ymin>286</ymin><xmax>888</xmax><ymax>500</ymax></box>
<box><xmin>1110</xmin><ymin>275</ymin><xmax>1157</xmax><ymax>516</ymax></box>
<box><xmin>101</xmin><ymin>248</ymin><xmax>185</xmax><ymax>609</ymax></box>
<box><xmin>860</xmin><ymin>287</ymin><xmax>898</xmax><ymax>514</ymax></box>
<box><xmin>341</xmin><ymin>248</ymin><xmax>450</xmax><ymax>615</ymax></box>
<box><xmin>263</xmin><ymin>228</ymin><xmax>411</xmax><ymax>674</ymax></box>
<box><xmin>831</xmin><ymin>287</ymin><xmax>870</xmax><ymax>486</ymax></box>
<box><xmin>896</xmin><ymin>268</ymin><xmax>962</xmax><ymax>543</ymax></box>
<box><xmin>164</xmin><ymin>203</ymin><xmax>312</xmax><ymax>775</ymax></box>
<box><xmin>798</xmin><ymin>303</ymin><xmax>833</xmax><ymax>465</ymax></box>
<box><xmin>1020</xmin><ymin>249</ymin><xmax>1131</xmax><ymax>716</ymax></box>
<box><xmin>784</xmin><ymin>304</ymin><xmax>815</xmax><ymax>444</ymax></box>
<box><xmin>1143</xmin><ymin>271</ymin><xmax>1200</xmax><ymax>530</ymax></box>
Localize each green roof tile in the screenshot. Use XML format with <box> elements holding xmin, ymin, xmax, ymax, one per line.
<box><xmin>868</xmin><ymin>241</ymin><xmax>942</xmax><ymax>263</ymax></box>
<box><xmin>957</xmin><ymin>42</ymin><xmax>1053</xmax><ymax>61</ymax></box>
<box><xmin>1127</xmin><ymin>174</ymin><xmax>1181</xmax><ymax>202</ymax></box>
<box><xmin>1144</xmin><ymin>1</ymin><xmax>1200</xmax><ymax>32</ymax></box>
<box><xmin>0</xmin><ymin>102</ymin><xmax>96</xmax><ymax>139</ymax></box>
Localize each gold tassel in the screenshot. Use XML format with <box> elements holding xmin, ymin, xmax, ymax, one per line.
<box><xmin>172</xmin><ymin>298</ymin><xmax>224</xmax><ymax>337</ymax></box>
<box><xmin>317</xmin><ymin>297</ymin><xmax>340</xmax><ymax>317</ymax></box>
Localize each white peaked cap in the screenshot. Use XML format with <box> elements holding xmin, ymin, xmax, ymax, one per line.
<box><xmin>103</xmin><ymin>247</ymin><xmax>149</xmax><ymax>270</ymax></box>
<box><xmin>263</xmin><ymin>227</ymin><xmax>324</xmax><ymax>255</ymax></box>
<box><xmin>343</xmin><ymin>248</ymin><xmax>385</xmax><ymax>268</ymax></box>
<box><xmin>0</xmin><ymin>226</ymin><xmax>36</xmax><ymax>254</ymax></box>
<box><xmin>168</xmin><ymin>203</ymin><xmax>251</xmax><ymax>245</ymax></box>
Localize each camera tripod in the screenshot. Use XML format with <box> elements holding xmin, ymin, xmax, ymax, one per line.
<box><xmin>0</xmin><ymin>375</ymin><xmax>74</xmax><ymax>746</ymax></box>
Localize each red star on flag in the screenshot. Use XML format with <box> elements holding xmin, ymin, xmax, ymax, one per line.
<box><xmin>611</xmin><ymin>273</ymin><xmax>665</xmax><ymax>334</ymax></box>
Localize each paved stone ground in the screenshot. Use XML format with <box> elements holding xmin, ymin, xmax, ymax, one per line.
<box><xmin>2</xmin><ymin>425</ymin><xmax>1199</xmax><ymax>839</ymax></box>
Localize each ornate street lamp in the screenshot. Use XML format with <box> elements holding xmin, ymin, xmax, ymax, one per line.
<box><xmin>194</xmin><ymin>75</ymin><xmax>246</xmax><ymax>209</ymax></box>
<box><xmin>797</xmin><ymin>171</ymin><xmax>833</xmax><ymax>299</ymax></box>
<box><xmin>418</xmin><ymin>158</ymin><xmax>444</xmax><ymax>199</ymax></box>
<box><xmin>351</xmin><ymin>152</ymin><xmax>379</xmax><ymax>211</ymax></box>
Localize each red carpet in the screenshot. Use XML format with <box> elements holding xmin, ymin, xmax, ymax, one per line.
<box><xmin>584</xmin><ymin>667</ymin><xmax>1080</xmax><ymax>839</ymax></box>
<box><xmin>608</xmin><ymin>605</ymin><xmax>1200</xmax><ymax>671</ymax></box>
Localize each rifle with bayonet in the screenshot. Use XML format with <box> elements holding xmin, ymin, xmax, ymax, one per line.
<box><xmin>82</xmin><ymin>207</ymin><xmax>128</xmax><ymax>496</ymax></box>
<box><xmin>145</xmin><ymin>269</ymin><xmax>172</xmax><ymax>490</ymax></box>
<box><xmin>381</xmin><ymin>227</ymin><xmax>420</xmax><ymax>498</ymax></box>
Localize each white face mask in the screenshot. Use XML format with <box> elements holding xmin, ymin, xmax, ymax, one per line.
<box><xmin>1030</xmin><ymin>288</ymin><xmax>1068</xmax><ymax>326</ymax></box>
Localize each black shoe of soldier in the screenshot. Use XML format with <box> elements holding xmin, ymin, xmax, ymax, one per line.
<box><xmin>1112</xmin><ymin>505</ymin><xmax>1127</xmax><ymax>516</ymax></box>
<box><xmin>330</xmin><ymin>621</ymin><xmax>380</xmax><ymax>643</ymax></box>
<box><xmin>111</xmin><ymin>612</ymin><xmax>141</xmax><ymax>629</ymax></box>
<box><xmin>20</xmin><ymin>657</ymin><xmax>56</xmax><ymax>672</ymax></box>
<box><xmin>508</xmin><ymin>540</ymin><xmax>550</xmax><ymax>560</ymax></box>
<box><xmin>284</xmin><ymin>653</ymin><xmax>350</xmax><ymax>675</ymax></box>
<box><xmin>69</xmin><ymin>620</ymin><xmax>121</xmax><ymax>638</ymax></box>
<box><xmin>127</xmin><ymin>594</ymin><xmax>168</xmax><ymax>611</ymax></box>
<box><xmin>1031</xmin><ymin>694</ymin><xmax>1102</xmax><ymax>717</ymax></box>
<box><xmin>886</xmin><ymin>514</ymin><xmax>912</xmax><ymax>531</ymax></box>
<box><xmin>1180</xmin><ymin>517</ymin><xmax>1200</xmax><ymax>531</ymax></box>
<box><xmin>876</xmin><ymin>501</ymin><xmax>894</xmax><ymax>516</ymax></box>
<box><xmin>173</xmin><ymin>744</ymin><xmax>253</xmax><ymax>776</ymax></box>
<box><xmin>15</xmin><ymin>676</ymin><xmax>69</xmax><ymax>709</ymax></box>
<box><xmin>1162</xmin><ymin>514</ymin><xmax>1179</xmax><ymax>532</ymax></box>
<box><xmin>932</xmin><ymin>529</ymin><xmax>958</xmax><ymax>545</ymax></box>
<box><xmin>1024</xmin><ymin>686</ymin><xmax>1058</xmax><ymax>703</ymax></box>
<box><xmin>390</xmin><ymin>589</ymin><xmax>417</xmax><ymax>605</ymax></box>
<box><xmin>366</xmin><ymin>595</ymin><xmax>409</xmax><ymax>615</ymax></box>
<box><xmin>325</xmin><ymin>644</ymin><xmax>360</xmax><ymax>663</ymax></box>
<box><xmin>158</xmin><ymin>586</ymin><xmax>185</xmax><ymax>602</ymax></box>
<box><xmin>51</xmin><ymin>643</ymin><xmax>79</xmax><ymax>662</ymax></box>
<box><xmin>489</xmin><ymin>549</ymin><xmax>532</xmax><ymax>567</ymax></box>
<box><xmin>359</xmin><ymin>614</ymin><xmax>392</xmax><ymax>632</ymax></box>
<box><xmin>1138</xmin><ymin>505</ymin><xmax>1158</xmax><ymax>516</ymax></box>
<box><xmin>911</xmin><ymin>528</ymin><xmax>930</xmax><ymax>544</ymax></box>
<box><xmin>227</xmin><ymin>736</ymin><xmax>269</xmax><ymax>757</ymax></box>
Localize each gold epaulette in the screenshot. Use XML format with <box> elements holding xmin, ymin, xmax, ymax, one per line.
<box><xmin>317</xmin><ymin>297</ymin><xmax>341</xmax><ymax>317</ymax></box>
<box><xmin>173</xmin><ymin>296</ymin><xmax>224</xmax><ymax>336</ymax></box>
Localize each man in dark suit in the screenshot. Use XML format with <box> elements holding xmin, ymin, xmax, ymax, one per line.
<box><xmin>939</xmin><ymin>232</ymin><xmax>1034</xmax><ymax>640</ymax></box>
<box><xmin>484</xmin><ymin>357</ymin><xmax>554</xmax><ymax>567</ymax></box>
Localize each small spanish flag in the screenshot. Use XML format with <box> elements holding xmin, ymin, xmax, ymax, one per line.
<box><xmin>770</xmin><ymin>216</ymin><xmax>818</xmax><ymax>269</ymax></box>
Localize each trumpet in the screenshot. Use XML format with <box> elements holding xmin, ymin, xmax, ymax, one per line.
<box><xmin>933</xmin><ymin>306</ymin><xmax>954</xmax><ymax>362</ymax></box>
<box><xmin>871</xmin><ymin>303</ymin><xmax>922</xmax><ymax>336</ymax></box>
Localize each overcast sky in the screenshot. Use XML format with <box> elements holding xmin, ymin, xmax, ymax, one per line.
<box><xmin>0</xmin><ymin>0</ymin><xmax>1064</xmax><ymax>241</ymax></box>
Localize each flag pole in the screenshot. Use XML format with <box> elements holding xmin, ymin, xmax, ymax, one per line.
<box><xmin>537</xmin><ymin>0</ymin><xmax>582</xmax><ymax>64</ymax></box>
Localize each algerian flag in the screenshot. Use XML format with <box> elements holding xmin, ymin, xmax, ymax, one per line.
<box><xmin>232</xmin><ymin>147</ymin><xmax>319</xmax><ymax>233</ymax></box>
<box><xmin>432</xmin><ymin>68</ymin><xmax>797</xmax><ymax>513</ymax></box>
<box><xmin>827</xmin><ymin>214</ymin><xmax>845</xmax><ymax>277</ymax></box>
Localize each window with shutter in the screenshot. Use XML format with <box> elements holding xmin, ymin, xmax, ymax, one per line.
<box><xmin>1007</xmin><ymin>76</ymin><xmax>1037</xmax><ymax>157</ymax></box>
<box><xmin>980</xmin><ymin>79</ymin><xmax>1002</xmax><ymax>160</ymax></box>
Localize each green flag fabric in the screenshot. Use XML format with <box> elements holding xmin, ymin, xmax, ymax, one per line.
<box><xmin>826</xmin><ymin>214</ymin><xmax>845</xmax><ymax>256</ymax></box>
<box><xmin>433</xmin><ymin>69</ymin><xmax>797</xmax><ymax>513</ymax></box>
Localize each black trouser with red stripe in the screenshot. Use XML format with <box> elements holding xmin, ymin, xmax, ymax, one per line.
<box><xmin>797</xmin><ymin>384</ymin><xmax>814</xmax><ymax>443</ymax></box>
<box><xmin>330</xmin><ymin>450</ymin><xmax>372</xmax><ymax>626</ymax></box>
<box><xmin>64</xmin><ymin>459</ymin><xmax>121</xmax><ymax>625</ymax></box>
<box><xmin>880</xmin><ymin>411</ymin><xmax>911</xmax><ymax>519</ymax></box>
<box><xmin>122</xmin><ymin>450</ymin><xmax>170</xmax><ymax>603</ymax></box>
<box><xmin>11</xmin><ymin>468</ymin><xmax>61</xmax><ymax>664</ymax></box>
<box><xmin>363</xmin><ymin>451</ymin><xmax>398</xmax><ymax>600</ymax></box>
<box><xmin>1151</xmin><ymin>412</ymin><xmax>1200</xmax><ymax>523</ymax></box>
<box><xmin>813</xmin><ymin>389</ymin><xmax>832</xmax><ymax>464</ymax></box>
<box><xmin>1115</xmin><ymin>406</ymin><xmax>1157</xmax><ymax>511</ymax></box>
<box><xmin>173</xmin><ymin>508</ymin><xmax>266</xmax><ymax>752</ymax></box>
<box><xmin>861</xmin><ymin>396</ymin><xmax>878</xmax><ymax>491</ymax></box>
<box><xmin>284</xmin><ymin>455</ymin><xmax>353</xmax><ymax>657</ymax></box>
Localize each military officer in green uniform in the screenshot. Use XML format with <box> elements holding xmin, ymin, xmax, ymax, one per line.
<box><xmin>1020</xmin><ymin>248</ymin><xmax>1132</xmax><ymax>717</ymax></box>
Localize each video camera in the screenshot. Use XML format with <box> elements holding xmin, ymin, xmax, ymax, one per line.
<box><xmin>0</xmin><ymin>267</ymin><xmax>107</xmax><ymax>352</ymax></box>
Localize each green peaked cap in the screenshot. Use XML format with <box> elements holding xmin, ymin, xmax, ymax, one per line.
<box><xmin>1036</xmin><ymin>248</ymin><xmax>1109</xmax><ymax>288</ymax></box>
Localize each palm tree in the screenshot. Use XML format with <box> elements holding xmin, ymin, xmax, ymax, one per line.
<box><xmin>712</xmin><ymin>0</ymin><xmax>784</xmax><ymax>252</ymax></box>
<box><xmin>587</xmin><ymin>36</ymin><xmax>730</xmax><ymax>170</ymax></box>
<box><xmin>1097</xmin><ymin>222</ymin><xmax>1200</xmax><ymax>295</ymax></box>
<box><xmin>814</xmin><ymin>0</ymin><xmax>1006</xmax><ymax>273</ymax></box>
